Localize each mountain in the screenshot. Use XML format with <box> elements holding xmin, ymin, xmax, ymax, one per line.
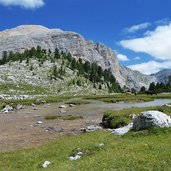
<box><xmin>0</xmin><ymin>25</ymin><xmax>156</xmax><ymax>90</ymax></box>
<box><xmin>151</xmin><ymin>69</ymin><xmax>171</xmax><ymax>84</ymax></box>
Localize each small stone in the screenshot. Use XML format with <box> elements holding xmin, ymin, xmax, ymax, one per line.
<box><xmin>99</xmin><ymin>143</ymin><xmax>104</xmax><ymax>147</ymax></box>
<box><xmin>69</xmin><ymin>104</ymin><xmax>76</xmax><ymax>107</ymax></box>
<box><xmin>77</xmin><ymin>151</ymin><xmax>83</xmax><ymax>155</ymax></box>
<box><xmin>1</xmin><ymin>105</ymin><xmax>13</xmax><ymax>113</ymax></box>
<box><xmin>69</xmin><ymin>155</ymin><xmax>81</xmax><ymax>161</ymax></box>
<box><xmin>31</xmin><ymin>103</ymin><xmax>36</xmax><ymax>107</ymax></box>
<box><xmin>34</xmin><ymin>115</ymin><xmax>41</xmax><ymax>118</ymax></box>
<box><xmin>59</xmin><ymin>109</ymin><xmax>66</xmax><ymax>114</ymax></box>
<box><xmin>36</xmin><ymin>99</ymin><xmax>46</xmax><ymax>104</ymax></box>
<box><xmin>42</xmin><ymin>161</ymin><xmax>51</xmax><ymax>168</ymax></box>
<box><xmin>86</xmin><ymin>125</ymin><xmax>102</xmax><ymax>132</ymax></box>
<box><xmin>37</xmin><ymin>121</ymin><xmax>43</xmax><ymax>124</ymax></box>
<box><xmin>59</xmin><ymin>105</ymin><xmax>66</xmax><ymax>108</ymax></box>
<box><xmin>16</xmin><ymin>104</ymin><xmax>24</xmax><ymax>110</ymax></box>
<box><xmin>163</xmin><ymin>104</ymin><xmax>171</xmax><ymax>108</ymax></box>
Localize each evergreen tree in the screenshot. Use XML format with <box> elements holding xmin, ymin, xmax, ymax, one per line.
<box><xmin>148</xmin><ymin>82</ymin><xmax>156</xmax><ymax>93</ymax></box>
<box><xmin>84</xmin><ymin>61</ymin><xmax>91</xmax><ymax>73</ymax></box>
<box><xmin>140</xmin><ymin>86</ymin><xmax>146</xmax><ymax>93</ymax></box>
<box><xmin>71</xmin><ymin>58</ymin><xmax>77</xmax><ymax>69</ymax></box>
<box><xmin>54</xmin><ymin>48</ymin><xmax>60</xmax><ymax>59</ymax></box>
<box><xmin>36</xmin><ymin>45</ymin><xmax>42</xmax><ymax>59</ymax></box>
<box><xmin>0</xmin><ymin>51</ymin><xmax>8</xmax><ymax>65</ymax></box>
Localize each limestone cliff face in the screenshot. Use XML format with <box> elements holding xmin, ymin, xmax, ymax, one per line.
<box><xmin>0</xmin><ymin>25</ymin><xmax>156</xmax><ymax>89</ymax></box>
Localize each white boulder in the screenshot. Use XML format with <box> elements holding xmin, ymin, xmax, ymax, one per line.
<box><xmin>133</xmin><ymin>110</ymin><xmax>171</xmax><ymax>131</ymax></box>
<box><xmin>112</xmin><ymin>123</ymin><xmax>133</xmax><ymax>135</ymax></box>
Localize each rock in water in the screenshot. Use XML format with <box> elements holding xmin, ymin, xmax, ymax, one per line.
<box><xmin>133</xmin><ymin>110</ymin><xmax>171</xmax><ymax>131</ymax></box>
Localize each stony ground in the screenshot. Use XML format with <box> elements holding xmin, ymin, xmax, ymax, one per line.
<box><xmin>0</xmin><ymin>101</ymin><xmax>103</xmax><ymax>152</ymax></box>
<box><xmin>1</xmin><ymin>98</ymin><xmax>171</xmax><ymax>152</ymax></box>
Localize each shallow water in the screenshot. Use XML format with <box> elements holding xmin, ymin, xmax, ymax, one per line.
<box><xmin>76</xmin><ymin>99</ymin><xmax>171</xmax><ymax>117</ymax></box>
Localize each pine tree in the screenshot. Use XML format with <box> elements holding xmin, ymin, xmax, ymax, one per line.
<box><xmin>54</xmin><ymin>48</ymin><xmax>60</xmax><ymax>59</ymax></box>
<box><xmin>0</xmin><ymin>51</ymin><xmax>8</xmax><ymax>65</ymax></box>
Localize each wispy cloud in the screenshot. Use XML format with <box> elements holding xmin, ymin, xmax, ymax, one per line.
<box><xmin>128</xmin><ymin>60</ymin><xmax>171</xmax><ymax>75</ymax></box>
<box><xmin>0</xmin><ymin>0</ymin><xmax>45</xmax><ymax>9</ymax></box>
<box><xmin>120</xmin><ymin>23</ymin><xmax>171</xmax><ymax>61</ymax></box>
<box><xmin>117</xmin><ymin>53</ymin><xmax>129</xmax><ymax>62</ymax></box>
<box><xmin>155</xmin><ymin>18</ymin><xmax>170</xmax><ymax>25</ymax></box>
<box><xmin>133</xmin><ymin>56</ymin><xmax>141</xmax><ymax>60</ymax></box>
<box><xmin>123</xmin><ymin>22</ymin><xmax>151</xmax><ymax>33</ymax></box>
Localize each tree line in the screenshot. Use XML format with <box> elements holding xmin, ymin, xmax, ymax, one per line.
<box><xmin>0</xmin><ymin>46</ymin><xmax>123</xmax><ymax>93</ymax></box>
<box><xmin>139</xmin><ymin>77</ymin><xmax>171</xmax><ymax>94</ymax></box>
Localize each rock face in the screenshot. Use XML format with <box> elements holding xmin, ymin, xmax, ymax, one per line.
<box><xmin>151</xmin><ymin>69</ymin><xmax>171</xmax><ymax>84</ymax></box>
<box><xmin>0</xmin><ymin>25</ymin><xmax>156</xmax><ymax>89</ymax></box>
<box><xmin>133</xmin><ymin>111</ymin><xmax>171</xmax><ymax>131</ymax></box>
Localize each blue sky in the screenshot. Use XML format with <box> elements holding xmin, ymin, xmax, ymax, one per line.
<box><xmin>0</xmin><ymin>0</ymin><xmax>171</xmax><ymax>74</ymax></box>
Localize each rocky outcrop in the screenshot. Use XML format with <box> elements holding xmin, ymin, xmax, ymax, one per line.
<box><xmin>133</xmin><ymin>111</ymin><xmax>171</xmax><ymax>131</ymax></box>
<box><xmin>0</xmin><ymin>25</ymin><xmax>156</xmax><ymax>89</ymax></box>
<box><xmin>151</xmin><ymin>69</ymin><xmax>171</xmax><ymax>84</ymax></box>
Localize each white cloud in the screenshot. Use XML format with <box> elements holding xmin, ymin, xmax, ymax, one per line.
<box><xmin>128</xmin><ymin>60</ymin><xmax>171</xmax><ymax>75</ymax></box>
<box><xmin>117</xmin><ymin>54</ymin><xmax>129</xmax><ymax>62</ymax></box>
<box><xmin>134</xmin><ymin>56</ymin><xmax>141</xmax><ymax>60</ymax></box>
<box><xmin>124</xmin><ymin>22</ymin><xmax>151</xmax><ymax>33</ymax></box>
<box><xmin>120</xmin><ymin>23</ymin><xmax>171</xmax><ymax>61</ymax></box>
<box><xmin>0</xmin><ymin>0</ymin><xmax>44</xmax><ymax>9</ymax></box>
<box><xmin>155</xmin><ymin>18</ymin><xmax>169</xmax><ymax>25</ymax></box>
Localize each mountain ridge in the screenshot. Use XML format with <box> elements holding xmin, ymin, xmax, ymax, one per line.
<box><xmin>0</xmin><ymin>25</ymin><xmax>157</xmax><ymax>89</ymax></box>
<box><xmin>151</xmin><ymin>69</ymin><xmax>171</xmax><ymax>84</ymax></box>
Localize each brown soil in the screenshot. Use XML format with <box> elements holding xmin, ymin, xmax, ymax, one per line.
<box><xmin>0</xmin><ymin>102</ymin><xmax>103</xmax><ymax>152</ymax></box>
<box><xmin>1</xmin><ymin>98</ymin><xmax>171</xmax><ymax>152</ymax></box>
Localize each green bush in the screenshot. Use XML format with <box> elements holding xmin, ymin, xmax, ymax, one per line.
<box><xmin>102</xmin><ymin>113</ymin><xmax>131</xmax><ymax>129</ymax></box>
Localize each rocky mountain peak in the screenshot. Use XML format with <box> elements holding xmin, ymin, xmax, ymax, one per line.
<box><xmin>152</xmin><ymin>69</ymin><xmax>171</xmax><ymax>83</ymax></box>
<box><xmin>0</xmin><ymin>25</ymin><xmax>156</xmax><ymax>89</ymax></box>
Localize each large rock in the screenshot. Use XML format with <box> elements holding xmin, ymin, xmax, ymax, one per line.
<box><xmin>0</xmin><ymin>25</ymin><xmax>156</xmax><ymax>89</ymax></box>
<box><xmin>133</xmin><ymin>111</ymin><xmax>171</xmax><ymax>131</ymax></box>
<box><xmin>112</xmin><ymin>123</ymin><xmax>133</xmax><ymax>135</ymax></box>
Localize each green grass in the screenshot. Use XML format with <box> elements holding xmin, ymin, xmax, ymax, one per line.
<box><xmin>84</xmin><ymin>94</ymin><xmax>154</xmax><ymax>103</ymax></box>
<box><xmin>2</xmin><ymin>128</ymin><xmax>171</xmax><ymax>171</ymax></box>
<box><xmin>0</xmin><ymin>96</ymin><xmax>75</xmax><ymax>108</ymax></box>
<box><xmin>0</xmin><ymin>83</ymin><xmax>49</xmax><ymax>95</ymax></box>
<box><xmin>84</xmin><ymin>93</ymin><xmax>171</xmax><ymax>103</ymax></box>
<box><xmin>45</xmin><ymin>115</ymin><xmax>83</xmax><ymax>120</ymax></box>
<box><xmin>65</xmin><ymin>99</ymin><xmax>91</xmax><ymax>105</ymax></box>
<box><xmin>102</xmin><ymin>105</ymin><xmax>171</xmax><ymax>128</ymax></box>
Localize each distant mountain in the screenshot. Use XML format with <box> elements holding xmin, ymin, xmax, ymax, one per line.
<box><xmin>0</xmin><ymin>25</ymin><xmax>156</xmax><ymax>90</ymax></box>
<box><xmin>151</xmin><ymin>69</ymin><xmax>171</xmax><ymax>84</ymax></box>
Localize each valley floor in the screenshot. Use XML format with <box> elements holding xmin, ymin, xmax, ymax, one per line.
<box><xmin>1</xmin><ymin>95</ymin><xmax>171</xmax><ymax>170</ymax></box>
